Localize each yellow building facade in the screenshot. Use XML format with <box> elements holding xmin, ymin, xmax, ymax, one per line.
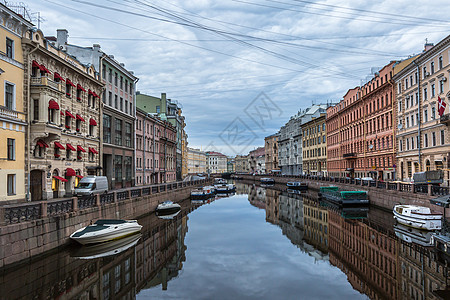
<box><xmin>302</xmin><ymin>114</ymin><xmax>327</xmax><ymax>176</ymax></box>
<box><xmin>187</xmin><ymin>147</ymin><xmax>206</xmax><ymax>174</ymax></box>
<box><xmin>0</xmin><ymin>5</ymin><xmax>33</xmax><ymax>201</ymax></box>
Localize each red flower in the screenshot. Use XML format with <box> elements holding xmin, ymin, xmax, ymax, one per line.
<box><xmin>77</xmin><ymin>156</ymin><xmax>82</xmax><ymax>160</ymax></box>
<box><xmin>54</xmin><ymin>154</ymin><xmax>60</xmax><ymax>158</ymax></box>
<box><xmin>65</xmin><ymin>125</ymin><xmax>70</xmax><ymax>129</ymax></box>
<box><xmin>77</xmin><ymin>97</ymin><xmax>81</xmax><ymax>101</ymax></box>
<box><xmin>66</xmin><ymin>93</ymin><xmax>71</xmax><ymax>97</ymax></box>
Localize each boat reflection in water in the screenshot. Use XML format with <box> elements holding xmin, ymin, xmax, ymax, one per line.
<box><xmin>394</xmin><ymin>223</ymin><xmax>433</xmax><ymax>247</ymax></box>
<box><xmin>71</xmin><ymin>233</ymin><xmax>142</xmax><ymax>259</ymax></box>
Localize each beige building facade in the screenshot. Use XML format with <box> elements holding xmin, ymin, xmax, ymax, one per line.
<box><xmin>187</xmin><ymin>147</ymin><xmax>206</xmax><ymax>174</ymax></box>
<box><xmin>395</xmin><ymin>37</ymin><xmax>450</xmax><ymax>184</ymax></box>
<box><xmin>24</xmin><ymin>29</ymin><xmax>103</xmax><ymax>200</ymax></box>
<box><xmin>235</xmin><ymin>155</ymin><xmax>248</xmax><ymax>173</ymax></box>
<box><xmin>265</xmin><ymin>133</ymin><xmax>279</xmax><ymax>173</ymax></box>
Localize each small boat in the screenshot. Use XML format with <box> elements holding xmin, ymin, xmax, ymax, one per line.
<box><xmin>319</xmin><ymin>186</ymin><xmax>369</xmax><ymax>206</ymax></box>
<box><xmin>70</xmin><ymin>219</ymin><xmax>142</xmax><ymax>245</ymax></box>
<box><xmin>394</xmin><ymin>223</ymin><xmax>433</xmax><ymax>246</ymax></box>
<box><xmin>156</xmin><ymin>201</ymin><xmax>181</xmax><ymax>214</ymax></box>
<box><xmin>287</xmin><ymin>181</ymin><xmax>308</xmax><ymax>190</ymax></box>
<box><xmin>393</xmin><ymin>205</ymin><xmax>442</xmax><ymax>230</ymax></box>
<box><xmin>216</xmin><ymin>192</ymin><xmax>236</xmax><ymax>197</ymax></box>
<box><xmin>191</xmin><ymin>186</ymin><xmax>215</xmax><ymax>200</ymax></box>
<box><xmin>214</xmin><ymin>183</ymin><xmax>236</xmax><ymax>193</ymax></box>
<box><xmin>214</xmin><ymin>178</ymin><xmax>226</xmax><ymax>184</ymax></box>
<box><xmin>71</xmin><ymin>233</ymin><xmax>141</xmax><ymax>259</ymax></box>
<box><xmin>260</xmin><ymin>178</ymin><xmax>275</xmax><ymax>184</ymax></box>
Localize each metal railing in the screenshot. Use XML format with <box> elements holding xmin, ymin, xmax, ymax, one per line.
<box><xmin>0</xmin><ymin>179</ymin><xmax>207</xmax><ymax>225</ymax></box>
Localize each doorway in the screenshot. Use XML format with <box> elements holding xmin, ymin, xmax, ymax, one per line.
<box><xmin>30</xmin><ymin>170</ymin><xmax>43</xmax><ymax>201</ymax></box>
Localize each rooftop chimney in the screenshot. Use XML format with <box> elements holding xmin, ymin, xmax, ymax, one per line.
<box><xmin>424</xmin><ymin>39</ymin><xmax>434</xmax><ymax>52</ymax></box>
<box><xmin>93</xmin><ymin>44</ymin><xmax>101</xmax><ymax>52</ymax></box>
<box><xmin>56</xmin><ymin>29</ymin><xmax>68</xmax><ymax>50</ymax></box>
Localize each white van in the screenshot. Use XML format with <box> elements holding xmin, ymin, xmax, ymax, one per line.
<box><xmin>74</xmin><ymin>176</ymin><xmax>108</xmax><ymax>196</ymax></box>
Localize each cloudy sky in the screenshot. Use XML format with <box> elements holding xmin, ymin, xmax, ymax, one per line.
<box><xmin>25</xmin><ymin>0</ymin><xmax>450</xmax><ymax>155</ymax></box>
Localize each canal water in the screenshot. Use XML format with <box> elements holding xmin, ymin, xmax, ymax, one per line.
<box><xmin>0</xmin><ymin>182</ymin><xmax>449</xmax><ymax>299</ymax></box>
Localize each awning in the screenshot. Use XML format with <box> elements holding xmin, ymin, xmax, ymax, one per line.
<box><xmin>66</xmin><ymin>143</ymin><xmax>76</xmax><ymax>151</ymax></box>
<box><xmin>77</xmin><ymin>84</ymin><xmax>86</xmax><ymax>92</ymax></box>
<box><xmin>37</xmin><ymin>139</ymin><xmax>49</xmax><ymax>148</ymax></box>
<box><xmin>60</xmin><ymin>111</ymin><xmax>64</xmax><ymax>116</ymax></box>
<box><xmin>66</xmin><ymin>79</ymin><xmax>76</xmax><ymax>87</ymax></box>
<box><xmin>89</xmin><ymin>118</ymin><xmax>97</xmax><ymax>126</ymax></box>
<box><xmin>65</xmin><ymin>110</ymin><xmax>75</xmax><ymax>119</ymax></box>
<box><xmin>65</xmin><ymin>168</ymin><xmax>76</xmax><ymax>177</ymax></box>
<box><xmin>75</xmin><ymin>175</ymin><xmax>83</xmax><ymax>179</ymax></box>
<box><xmin>54</xmin><ymin>72</ymin><xmax>65</xmax><ymax>82</ymax></box>
<box><xmin>77</xmin><ymin>145</ymin><xmax>86</xmax><ymax>152</ymax></box>
<box><xmin>54</xmin><ymin>142</ymin><xmax>65</xmax><ymax>149</ymax></box>
<box><xmin>32</xmin><ymin>60</ymin><xmax>45</xmax><ymax>71</ymax></box>
<box><xmin>76</xmin><ymin>114</ymin><xmax>85</xmax><ymax>122</ymax></box>
<box><xmin>89</xmin><ymin>147</ymin><xmax>98</xmax><ymax>154</ymax></box>
<box><xmin>93</xmin><ymin>91</ymin><xmax>100</xmax><ymax>98</ymax></box>
<box><xmin>48</xmin><ymin>99</ymin><xmax>60</xmax><ymax>110</ymax></box>
<box><xmin>53</xmin><ymin>175</ymin><xmax>68</xmax><ymax>182</ymax></box>
<box><xmin>88</xmin><ymin>89</ymin><xmax>94</xmax><ymax>96</ymax></box>
<box><xmin>40</xmin><ymin>64</ymin><xmax>51</xmax><ymax>74</ymax></box>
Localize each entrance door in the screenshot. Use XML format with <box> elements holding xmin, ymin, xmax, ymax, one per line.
<box><xmin>30</xmin><ymin>170</ymin><xmax>43</xmax><ymax>201</ymax></box>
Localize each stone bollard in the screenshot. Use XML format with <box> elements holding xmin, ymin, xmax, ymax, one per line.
<box><xmin>397</xmin><ymin>182</ymin><xmax>401</xmax><ymax>191</ymax></box>
<box><xmin>113</xmin><ymin>191</ymin><xmax>118</xmax><ymax>203</ymax></box>
<box><xmin>96</xmin><ymin>194</ymin><xmax>101</xmax><ymax>207</ymax></box>
<box><xmin>386</xmin><ymin>181</ymin><xmax>389</xmax><ymax>190</ymax></box>
<box><xmin>72</xmin><ymin>197</ymin><xmax>78</xmax><ymax>212</ymax></box>
<box><xmin>428</xmin><ymin>184</ymin><xmax>432</xmax><ymax>196</ymax></box>
<box><xmin>412</xmin><ymin>184</ymin><xmax>416</xmax><ymax>193</ymax></box>
<box><xmin>40</xmin><ymin>201</ymin><xmax>48</xmax><ymax>218</ymax></box>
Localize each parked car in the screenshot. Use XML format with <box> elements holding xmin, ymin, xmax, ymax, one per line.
<box><xmin>74</xmin><ymin>176</ymin><xmax>108</xmax><ymax>196</ymax></box>
<box><xmin>360</xmin><ymin>177</ymin><xmax>375</xmax><ymax>181</ymax></box>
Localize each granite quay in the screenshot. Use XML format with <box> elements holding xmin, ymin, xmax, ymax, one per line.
<box><xmin>240</xmin><ymin>174</ymin><xmax>450</xmax><ymax>218</ymax></box>
<box><xmin>0</xmin><ymin>179</ymin><xmax>208</xmax><ymax>268</ymax></box>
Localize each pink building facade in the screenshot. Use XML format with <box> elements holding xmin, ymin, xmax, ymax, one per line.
<box><xmin>136</xmin><ymin>108</ymin><xmax>176</xmax><ymax>184</ymax></box>
<box><xmin>327</xmin><ymin>62</ymin><xmax>396</xmax><ymax>180</ymax></box>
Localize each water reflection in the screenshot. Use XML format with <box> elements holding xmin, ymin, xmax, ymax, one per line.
<box><xmin>1</xmin><ymin>183</ymin><xmax>449</xmax><ymax>299</ymax></box>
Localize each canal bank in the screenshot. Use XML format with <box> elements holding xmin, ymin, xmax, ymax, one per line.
<box><xmin>0</xmin><ymin>179</ymin><xmax>208</xmax><ymax>269</ymax></box>
<box><xmin>238</xmin><ymin>175</ymin><xmax>450</xmax><ymax>218</ymax></box>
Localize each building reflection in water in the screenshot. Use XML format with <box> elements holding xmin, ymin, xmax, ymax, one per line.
<box><xmin>0</xmin><ymin>200</ymin><xmax>196</xmax><ymax>300</ymax></box>
<box><xmin>256</xmin><ymin>183</ymin><xmax>450</xmax><ymax>300</ymax></box>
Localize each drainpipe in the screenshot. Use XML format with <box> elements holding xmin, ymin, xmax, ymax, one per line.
<box><xmin>387</xmin><ymin>72</ymin><xmax>395</xmax><ymax>180</ymax></box>
<box><xmin>413</xmin><ymin>60</ymin><xmax>422</xmax><ymax>173</ymax></box>
<box><xmin>133</xmin><ymin>77</ymin><xmax>139</xmax><ymax>186</ymax></box>
<box><xmin>26</xmin><ymin>38</ymin><xmax>40</xmax><ymax>201</ymax></box>
<box><xmin>142</xmin><ymin>115</ymin><xmax>146</xmax><ymax>185</ymax></box>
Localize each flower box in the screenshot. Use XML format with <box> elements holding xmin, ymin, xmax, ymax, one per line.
<box><xmin>54</xmin><ymin>154</ymin><xmax>60</xmax><ymax>158</ymax></box>
<box><xmin>65</xmin><ymin>125</ymin><xmax>70</xmax><ymax>129</ymax></box>
<box><xmin>77</xmin><ymin>97</ymin><xmax>81</xmax><ymax>101</ymax></box>
<box><xmin>66</xmin><ymin>93</ymin><xmax>71</xmax><ymax>97</ymax></box>
<box><xmin>77</xmin><ymin>156</ymin><xmax>82</xmax><ymax>160</ymax></box>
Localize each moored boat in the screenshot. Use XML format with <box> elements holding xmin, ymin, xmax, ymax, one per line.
<box><xmin>214</xmin><ymin>178</ymin><xmax>226</xmax><ymax>184</ymax></box>
<box><xmin>156</xmin><ymin>201</ymin><xmax>181</xmax><ymax>214</ymax></box>
<box><xmin>214</xmin><ymin>183</ymin><xmax>236</xmax><ymax>193</ymax></box>
<box><xmin>319</xmin><ymin>186</ymin><xmax>369</xmax><ymax>206</ymax></box>
<box><xmin>191</xmin><ymin>186</ymin><xmax>215</xmax><ymax>200</ymax></box>
<box><xmin>394</xmin><ymin>223</ymin><xmax>433</xmax><ymax>247</ymax></box>
<box><xmin>287</xmin><ymin>181</ymin><xmax>308</xmax><ymax>190</ymax></box>
<box><xmin>393</xmin><ymin>205</ymin><xmax>442</xmax><ymax>230</ymax></box>
<box><xmin>70</xmin><ymin>219</ymin><xmax>142</xmax><ymax>245</ymax></box>
<box><xmin>71</xmin><ymin>233</ymin><xmax>142</xmax><ymax>259</ymax></box>
<box><xmin>260</xmin><ymin>177</ymin><xmax>275</xmax><ymax>184</ymax></box>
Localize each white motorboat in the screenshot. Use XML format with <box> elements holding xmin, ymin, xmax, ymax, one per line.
<box><xmin>191</xmin><ymin>186</ymin><xmax>215</xmax><ymax>200</ymax></box>
<box><xmin>393</xmin><ymin>205</ymin><xmax>443</xmax><ymax>230</ymax></box>
<box><xmin>156</xmin><ymin>201</ymin><xmax>181</xmax><ymax>214</ymax></box>
<box><xmin>70</xmin><ymin>219</ymin><xmax>142</xmax><ymax>245</ymax></box>
<box><xmin>72</xmin><ymin>233</ymin><xmax>142</xmax><ymax>259</ymax></box>
<box><xmin>214</xmin><ymin>183</ymin><xmax>236</xmax><ymax>193</ymax></box>
<box><xmin>214</xmin><ymin>178</ymin><xmax>226</xmax><ymax>184</ymax></box>
<box><xmin>287</xmin><ymin>181</ymin><xmax>308</xmax><ymax>190</ymax></box>
<box><xmin>260</xmin><ymin>178</ymin><xmax>275</xmax><ymax>184</ymax></box>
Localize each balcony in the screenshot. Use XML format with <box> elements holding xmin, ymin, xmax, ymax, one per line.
<box><xmin>343</xmin><ymin>152</ymin><xmax>357</xmax><ymax>159</ymax></box>
<box><xmin>30</xmin><ymin>122</ymin><xmax>62</xmax><ymax>141</ymax></box>
<box><xmin>440</xmin><ymin>113</ymin><xmax>450</xmax><ymax>125</ymax></box>
<box><xmin>30</xmin><ymin>76</ymin><xmax>61</xmax><ymax>92</ymax></box>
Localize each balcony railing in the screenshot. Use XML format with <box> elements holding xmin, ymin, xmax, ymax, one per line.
<box><xmin>0</xmin><ymin>105</ymin><xmax>19</xmax><ymax>120</ymax></box>
<box><xmin>440</xmin><ymin>113</ymin><xmax>450</xmax><ymax>124</ymax></box>
<box><xmin>343</xmin><ymin>153</ymin><xmax>357</xmax><ymax>158</ymax></box>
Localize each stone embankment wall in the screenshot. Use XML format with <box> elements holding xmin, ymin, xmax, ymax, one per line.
<box><xmin>241</xmin><ymin>175</ymin><xmax>450</xmax><ymax>218</ymax></box>
<box><xmin>0</xmin><ymin>180</ymin><xmax>206</xmax><ymax>268</ymax></box>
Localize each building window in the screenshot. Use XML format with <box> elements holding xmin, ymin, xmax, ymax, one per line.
<box><xmin>114</xmin><ymin>72</ymin><xmax>118</xmax><ymax>86</ymax></box>
<box><xmin>103</xmin><ymin>114</ymin><xmax>111</xmax><ymax>143</ymax></box>
<box><xmin>115</xmin><ymin>119</ymin><xmax>122</xmax><ymax>146</ymax></box>
<box><xmin>424</xmin><ymin>109</ymin><xmax>428</xmax><ymax>122</ymax></box>
<box><xmin>125</xmin><ymin>122</ymin><xmax>132</xmax><ymax>147</ymax></box>
<box><xmin>441</xmin><ymin>130</ymin><xmax>445</xmax><ymax>145</ymax></box>
<box><xmin>115</xmin><ymin>95</ymin><xmax>118</xmax><ymax>109</ymax></box>
<box><xmin>7</xmin><ymin>174</ymin><xmax>16</xmax><ymax>195</ymax></box>
<box><xmin>120</xmin><ymin>76</ymin><xmax>123</xmax><ymax>89</ymax></box>
<box><xmin>431</xmin><ymin>62</ymin><xmax>435</xmax><ymax>74</ymax></box>
<box><xmin>432</xmin><ymin>107</ymin><xmax>436</xmax><ymax>119</ymax></box>
<box><xmin>115</xmin><ymin>155</ymin><xmax>123</xmax><ymax>182</ymax></box>
<box><xmin>432</xmin><ymin>132</ymin><xmax>436</xmax><ymax>146</ymax></box>
<box><xmin>33</xmin><ymin>99</ymin><xmax>39</xmax><ymax>121</ymax></box>
<box><xmin>7</xmin><ymin>138</ymin><xmax>15</xmax><ymax>160</ymax></box>
<box><xmin>431</xmin><ymin>84</ymin><xmax>435</xmax><ymax>98</ymax></box>
<box><xmin>108</xmin><ymin>68</ymin><xmax>112</xmax><ymax>83</ymax></box>
<box><xmin>125</xmin><ymin>156</ymin><xmax>132</xmax><ymax>180</ymax></box>
<box><xmin>125</xmin><ymin>100</ymin><xmax>128</xmax><ymax>114</ymax></box>
<box><xmin>102</xmin><ymin>64</ymin><xmax>106</xmax><ymax>79</ymax></box>
<box><xmin>440</xmin><ymin>80</ymin><xmax>444</xmax><ymax>94</ymax></box>
<box><xmin>424</xmin><ymin>88</ymin><xmax>428</xmax><ymax>100</ymax></box>
<box><xmin>439</xmin><ymin>56</ymin><xmax>443</xmax><ymax>69</ymax></box>
<box><xmin>423</xmin><ymin>66</ymin><xmax>427</xmax><ymax>78</ymax></box>
<box><xmin>120</xmin><ymin>97</ymin><xmax>123</xmax><ymax>111</ymax></box>
<box><xmin>6</xmin><ymin>38</ymin><xmax>13</xmax><ymax>58</ymax></box>
<box><xmin>424</xmin><ymin>133</ymin><xmax>428</xmax><ymax>147</ymax></box>
<box><xmin>108</xmin><ymin>92</ymin><xmax>112</xmax><ymax>106</ymax></box>
<box><xmin>5</xmin><ymin>82</ymin><xmax>15</xmax><ymax>110</ymax></box>
<box><xmin>125</xmin><ymin>79</ymin><xmax>128</xmax><ymax>92</ymax></box>
<box><xmin>156</xmin><ymin>106</ymin><xmax>160</xmax><ymax>113</ymax></box>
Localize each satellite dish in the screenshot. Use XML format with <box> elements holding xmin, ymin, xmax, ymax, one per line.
<box><xmin>398</xmin><ymin>123</ymin><xmax>403</xmax><ymax>130</ymax></box>
<box><xmin>369</xmin><ymin>144</ymin><xmax>374</xmax><ymax>150</ymax></box>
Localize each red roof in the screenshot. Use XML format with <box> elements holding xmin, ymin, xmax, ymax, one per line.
<box><xmin>206</xmin><ymin>151</ymin><xmax>227</xmax><ymax>157</ymax></box>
